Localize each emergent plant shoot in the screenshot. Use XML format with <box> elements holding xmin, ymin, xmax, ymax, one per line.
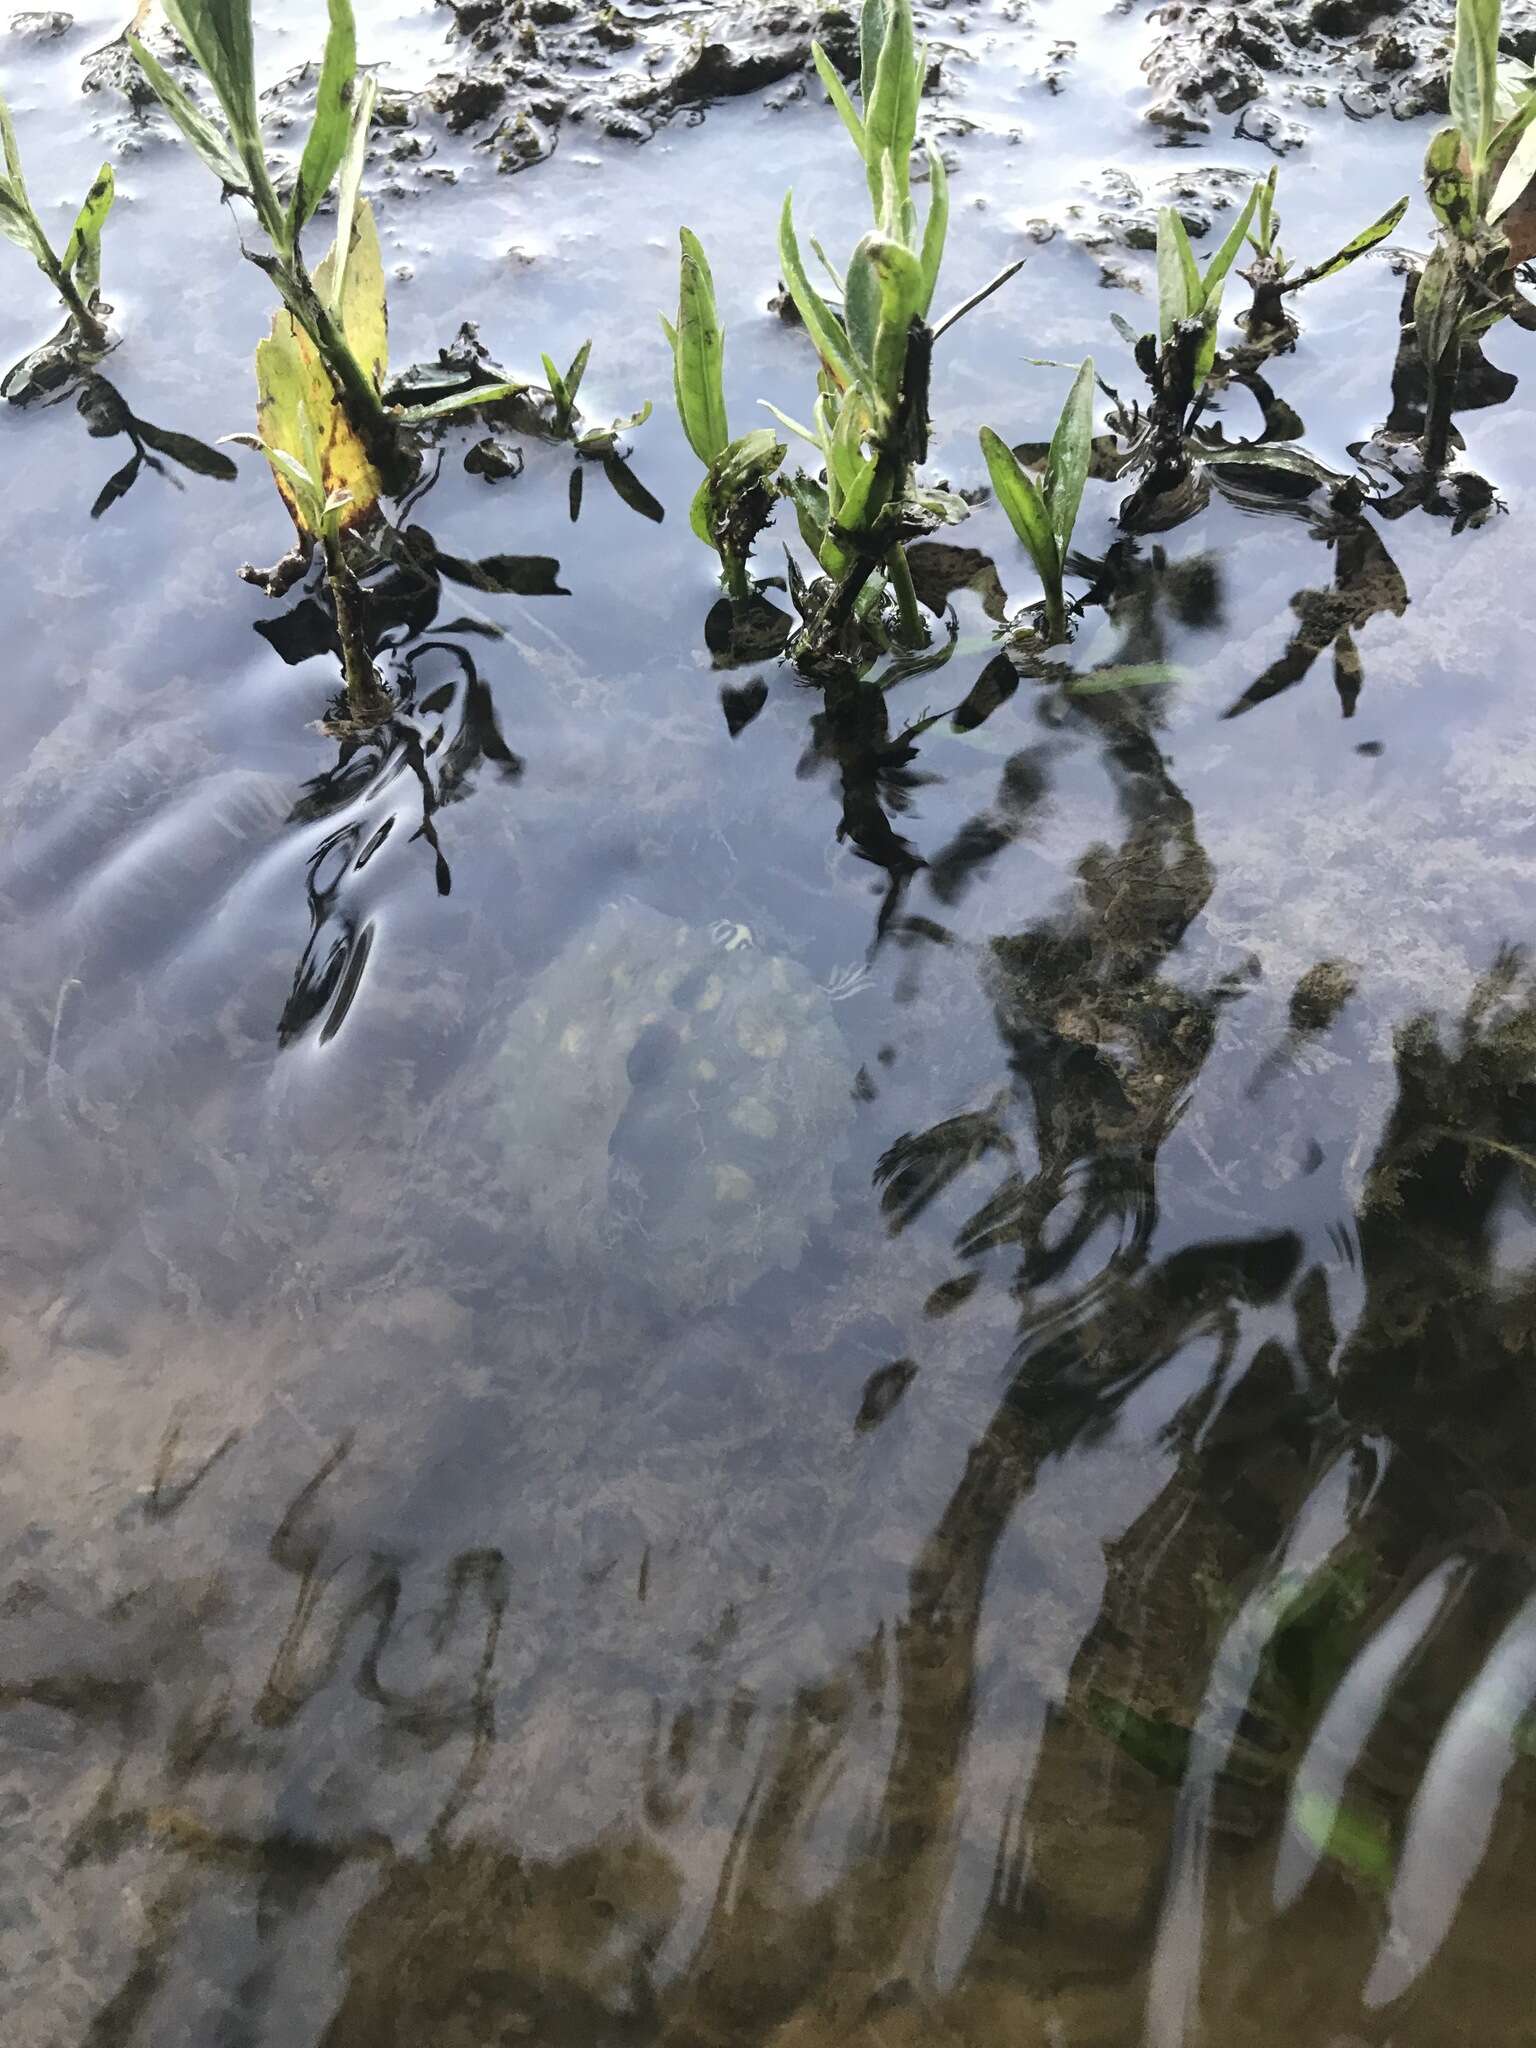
<box><xmin>772</xmin><ymin>0</ymin><xmax>1020</xmax><ymax>665</ymax></box>
<box><xmin>663</xmin><ymin>228</ymin><xmax>785</xmax><ymax>607</ymax></box>
<box><xmin>0</xmin><ymin>86</ymin><xmax>113</xmax><ymax>368</ymax></box>
<box><xmin>1241</xmin><ymin>168</ymin><xmax>1408</xmax><ymax>346</ymax></box>
<box><xmin>979</xmin><ymin>358</ymin><xmax>1095</xmax><ymax>647</ymax></box>
<box><xmin>1414</xmin><ymin>0</ymin><xmax>1536</xmax><ymax>471</ymax></box>
<box><xmin>1114</xmin><ymin>188</ymin><xmax>1259</xmax><ymax>523</ymax></box>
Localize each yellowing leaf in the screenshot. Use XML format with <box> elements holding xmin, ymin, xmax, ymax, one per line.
<box><xmin>254</xmin><ymin>304</ymin><xmax>380</xmax><ymax>536</ymax></box>
<box><xmin>314</xmin><ymin>194</ymin><xmax>387</xmax><ymax>394</ymax></box>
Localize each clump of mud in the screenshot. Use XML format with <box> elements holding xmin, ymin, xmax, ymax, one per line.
<box><xmin>1143</xmin><ymin>0</ymin><xmax>1536</xmax><ymax>148</ymax></box>
<box><xmin>101</xmin><ymin>0</ymin><xmax>873</xmax><ymax>181</ymax></box>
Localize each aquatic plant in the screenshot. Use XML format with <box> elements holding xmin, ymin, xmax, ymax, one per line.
<box><xmin>126</xmin><ymin>0</ymin><xmax>422</xmax><ymax>485</ymax></box>
<box><xmin>662</xmin><ymin>228</ymin><xmax>785</xmax><ymax>605</ymax></box>
<box><xmin>1414</xmin><ymin>0</ymin><xmax>1536</xmax><ymax>471</ymax></box>
<box><xmin>259</xmin><ymin>423</ymin><xmax>385</xmax><ymax>725</ymax></box>
<box><xmin>1114</xmin><ymin>190</ymin><xmax>1259</xmax><ymax>521</ymax></box>
<box><xmin>1240</xmin><ymin>168</ymin><xmax>1408</xmax><ymax>347</ymax></box>
<box><xmin>770</xmin><ymin>0</ymin><xmax>1019</xmax><ymax>667</ymax></box>
<box><xmin>978</xmin><ymin>358</ymin><xmax>1095</xmax><ymax>646</ymax></box>
<box><xmin>0</xmin><ymin>86</ymin><xmax>113</xmax><ymax>377</ymax></box>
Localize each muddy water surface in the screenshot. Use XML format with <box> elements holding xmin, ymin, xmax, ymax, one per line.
<box><xmin>6</xmin><ymin>2</ymin><xmax>1536</xmax><ymax>2043</ymax></box>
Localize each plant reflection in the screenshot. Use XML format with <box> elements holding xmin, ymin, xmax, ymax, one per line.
<box><xmin>17</xmin><ymin>585</ymin><xmax>1536</xmax><ymax>2047</ymax></box>
<box><xmin>268</xmin><ymin>549</ymin><xmax>524</xmax><ymax>1046</ymax></box>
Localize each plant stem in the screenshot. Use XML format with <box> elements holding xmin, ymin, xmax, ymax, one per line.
<box><xmin>1043</xmin><ymin>581</ymin><xmax>1067</xmax><ymax>647</ymax></box>
<box><xmin>1423</xmin><ymin>339</ymin><xmax>1459</xmax><ymax>475</ymax></box>
<box><xmin>276</xmin><ymin>257</ymin><xmax>415</xmax><ymax>495</ymax></box>
<box><xmin>42</xmin><ymin>252</ymin><xmax>108</xmax><ymax>353</ymax></box>
<box><xmin>722</xmin><ymin>551</ymin><xmax>752</xmax><ymax>607</ymax></box>
<box><xmin>322</xmin><ymin>531</ymin><xmax>389</xmax><ymax>724</ymax></box>
<box><xmin>886</xmin><ymin>543</ymin><xmax>925</xmax><ymax>647</ymax></box>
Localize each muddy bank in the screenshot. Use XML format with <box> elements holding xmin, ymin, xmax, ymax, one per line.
<box><xmin>1145</xmin><ymin>0</ymin><xmax>1536</xmax><ymax>147</ymax></box>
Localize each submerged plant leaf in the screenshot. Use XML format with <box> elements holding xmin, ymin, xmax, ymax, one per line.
<box><xmin>393</xmin><ymin>378</ymin><xmax>530</xmax><ymax>424</ymax></box>
<box><xmin>1292</xmin><ymin>1790</ymin><xmax>1396</xmax><ymax>1895</ymax></box>
<box><xmin>1067</xmin><ymin>662</ymin><xmax>1181</xmax><ymax>694</ymax></box>
<box><xmin>1087</xmin><ymin>1691</ymin><xmax>1192</xmax><ymax>1785</ymax></box>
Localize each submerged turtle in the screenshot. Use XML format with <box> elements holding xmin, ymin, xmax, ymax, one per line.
<box><xmin>484</xmin><ymin>899</ymin><xmax>856</xmax><ymax>1309</ymax></box>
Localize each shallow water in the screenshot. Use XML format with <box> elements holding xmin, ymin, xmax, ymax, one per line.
<box><xmin>7</xmin><ymin>1</ymin><xmax>1536</xmax><ymax>2042</ymax></box>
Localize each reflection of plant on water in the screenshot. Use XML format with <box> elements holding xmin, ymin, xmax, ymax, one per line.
<box><xmin>267</xmin><ymin>546</ymin><xmax>526</xmax><ymax>1047</ymax></box>
<box><xmin>28</xmin><ymin>604</ymin><xmax>1536</xmax><ymax>2039</ymax></box>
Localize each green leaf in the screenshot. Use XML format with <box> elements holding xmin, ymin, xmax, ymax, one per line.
<box><xmin>393</xmin><ymin>378</ymin><xmax>530</xmax><ymax>423</ymax></box>
<box><xmin>714</xmin><ymin>425</ymin><xmax>785</xmax><ymax>496</ymax></box>
<box><xmin>313</xmin><ymin>194</ymin><xmax>387</xmax><ymax>392</ymax></box>
<box><xmin>1295</xmin><ymin>194</ymin><xmax>1409</xmax><ymax>285</ymax></box>
<box><xmin>917</xmin><ymin>142</ymin><xmax>947</xmax><ymax>314</ymax></box>
<box><xmin>1414</xmin><ymin>242</ymin><xmax>1465</xmax><ymax>371</ymax></box>
<box><xmin>128</xmin><ymin>35</ymin><xmax>250</xmax><ymax>193</ymax></box>
<box><xmin>784</xmin><ymin>471</ymin><xmax>830</xmax><ymax>557</ymax></box>
<box><xmin>61</xmin><ymin>163</ymin><xmax>114</xmax><ymax>294</ymax></box>
<box><xmin>1491</xmin><ymin>96</ymin><xmax>1536</xmax><ymax>220</ymax></box>
<box><xmin>290</xmin><ymin>0</ymin><xmax>357</xmax><ymax>232</ymax></box>
<box><xmin>758</xmin><ymin>399</ymin><xmax>821</xmax><ymax>447</ymax></box>
<box><xmin>859</xmin><ymin>0</ymin><xmax>889</xmax><ymax>109</ymax></box>
<box><xmin>540</xmin><ymin>350</ymin><xmax>564</xmax><ymax>410</ymax></box>
<box><xmin>1292</xmin><ymin>1791</ymin><xmax>1396</xmax><ymax>1895</ymax></box>
<box><xmin>1253</xmin><ymin>164</ymin><xmax>1278</xmax><ymax>255</ymax></box>
<box><xmin>0</xmin><ymin>85</ymin><xmax>33</xmax><ymax>204</ymax></box>
<box><xmin>1043</xmin><ymin>357</ymin><xmax>1094</xmax><ymax>556</ymax></box>
<box><xmin>1425</xmin><ymin>123</ymin><xmax>1479</xmax><ymax>240</ymax></box>
<box><xmin>1451</xmin><ymin>0</ymin><xmax>1501</xmax><ymax>167</ymax></box>
<box><xmin>930</xmin><ymin>257</ymin><xmax>1025</xmax><ymax>340</ymax></box>
<box><xmin>1156</xmin><ymin>207</ymin><xmax>1198</xmax><ymax>340</ymax></box>
<box><xmin>671</xmin><ymin>226</ymin><xmax>729</xmax><ymax>466</ymax></box>
<box><xmin>863</xmin><ymin>0</ymin><xmax>919</xmax><ymax>214</ymax></box>
<box><xmin>161</xmin><ymin>0</ymin><xmax>260</xmax><ymax>155</ymax></box>
<box><xmin>1086</xmin><ymin>1692</ymin><xmax>1191</xmax><ymax>1785</ymax></box>
<box><xmin>980</xmin><ymin>425</ymin><xmax>1058</xmax><ymax>582</ymax></box>
<box><xmin>811</xmin><ymin>42</ymin><xmax>864</xmax><ymax>153</ymax></box>
<box><xmin>778</xmin><ymin>192</ymin><xmax>857</xmax><ymax>388</ymax></box>
<box><xmin>561</xmin><ymin>337</ymin><xmax>591</xmax><ymax>412</ymax></box>
<box><xmin>1199</xmin><ymin>182</ymin><xmax>1261</xmax><ymax>313</ymax></box>
<box><xmin>688</xmin><ymin>471</ymin><xmax>716</xmax><ymax>549</ymax></box>
<box><xmin>0</xmin><ymin>183</ymin><xmax>48</xmax><ymax>264</ymax></box>
<box><xmin>846</xmin><ymin>232</ymin><xmax>924</xmax><ymax>418</ymax></box>
<box><xmin>324</xmin><ymin>72</ymin><xmax>375</xmax><ymax>313</ymax></box>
